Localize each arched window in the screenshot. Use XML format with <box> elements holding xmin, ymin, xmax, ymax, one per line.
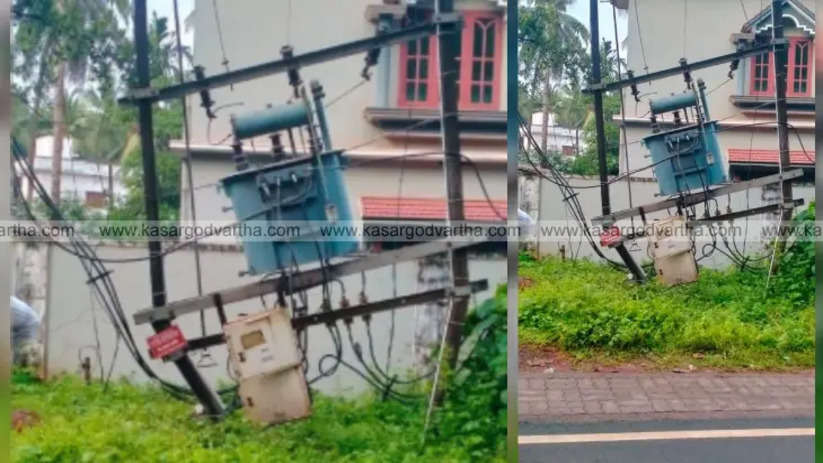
<box><xmin>749</xmin><ymin>37</ymin><xmax>813</xmax><ymax>97</ymax></box>
<box><xmin>398</xmin><ymin>10</ymin><xmax>503</xmax><ymax>110</ymax></box>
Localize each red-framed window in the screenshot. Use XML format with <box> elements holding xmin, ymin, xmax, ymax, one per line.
<box><xmin>398</xmin><ymin>10</ymin><xmax>503</xmax><ymax>110</ymax></box>
<box><xmin>398</xmin><ymin>35</ymin><xmax>439</xmax><ymax>107</ymax></box>
<box><xmin>748</xmin><ymin>37</ymin><xmax>813</xmax><ymax>97</ymax></box>
<box><xmin>790</xmin><ymin>39</ymin><xmax>811</xmax><ymax>95</ymax></box>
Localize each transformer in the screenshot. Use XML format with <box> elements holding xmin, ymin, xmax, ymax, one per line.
<box><xmin>643</xmin><ymin>79</ymin><xmax>728</xmax><ymax>196</ymax></box>
<box><xmin>219</xmin><ymin>79</ymin><xmax>357</xmax><ymax>274</ymax></box>
<box><xmin>220</xmin><ymin>150</ymin><xmax>356</xmax><ymax>274</ymax></box>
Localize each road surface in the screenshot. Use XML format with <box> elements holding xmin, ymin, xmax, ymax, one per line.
<box><xmin>518</xmin><ymin>417</ymin><xmax>813</xmax><ymax>462</ymax></box>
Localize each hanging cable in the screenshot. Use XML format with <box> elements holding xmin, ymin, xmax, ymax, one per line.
<box><xmin>612</xmin><ymin>3</ymin><xmax>634</xmax><ymax>231</ymax></box>
<box><xmin>210</xmin><ymin>0</ymin><xmax>233</xmax><ymax>89</ymax></box>
<box><xmin>173</xmin><ymin>0</ymin><xmax>209</xmax><ymax>358</ymax></box>
<box><xmin>632</xmin><ymin>0</ymin><xmax>651</xmax><ymax>77</ymax></box>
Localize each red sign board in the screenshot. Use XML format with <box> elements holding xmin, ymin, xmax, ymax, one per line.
<box><xmin>600</xmin><ymin>226</ymin><xmax>621</xmax><ymax>248</ymax></box>
<box><xmin>147</xmin><ymin>325</ymin><xmax>188</xmax><ymax>359</ymax></box>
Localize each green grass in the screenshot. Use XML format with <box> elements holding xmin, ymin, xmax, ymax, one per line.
<box><xmin>10</xmin><ymin>371</ymin><xmax>502</xmax><ymax>463</ymax></box>
<box><xmin>518</xmin><ymin>255</ymin><xmax>814</xmax><ymax>370</ymax></box>
<box><xmin>11</xmin><ymin>295</ymin><xmax>507</xmax><ymax>462</ymax></box>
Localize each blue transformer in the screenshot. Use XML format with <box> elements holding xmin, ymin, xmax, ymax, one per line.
<box><xmin>219</xmin><ymin>150</ymin><xmax>357</xmax><ymax>275</ymax></box>
<box><xmin>642</xmin><ymin>85</ymin><xmax>728</xmax><ymax>196</ymax></box>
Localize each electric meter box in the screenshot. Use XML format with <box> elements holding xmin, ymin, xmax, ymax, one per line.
<box><xmin>650</xmin><ymin>215</ymin><xmax>693</xmax><ymax>259</ymax></box>
<box><xmin>219</xmin><ymin>150</ymin><xmax>358</xmax><ymax>275</ymax></box>
<box><xmin>224</xmin><ymin>307</ymin><xmax>301</xmax><ymax>380</ymax></box>
<box><xmin>649</xmin><ymin>215</ymin><xmax>698</xmax><ymax>286</ymax></box>
<box><xmin>238</xmin><ymin>366</ymin><xmax>311</xmax><ymax>425</ymax></box>
<box><xmin>653</xmin><ymin>252</ymin><xmax>698</xmax><ymax>287</ymax></box>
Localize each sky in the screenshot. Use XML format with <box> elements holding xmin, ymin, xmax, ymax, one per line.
<box><xmin>150</xmin><ymin>0</ymin><xmax>195</xmax><ymax>49</ymax></box>
<box><xmin>567</xmin><ymin>0</ymin><xmax>629</xmax><ymax>53</ymax></box>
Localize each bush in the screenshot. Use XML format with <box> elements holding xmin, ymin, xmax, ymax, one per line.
<box><xmin>519</xmin><ymin>255</ymin><xmax>813</xmax><ymax>369</ymax></box>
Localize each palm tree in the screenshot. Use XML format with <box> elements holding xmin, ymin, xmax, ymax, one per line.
<box><xmin>13</xmin><ymin>0</ymin><xmax>131</xmax><ymax>203</ymax></box>
<box><xmin>518</xmin><ymin>0</ymin><xmax>589</xmax><ymax>154</ymax></box>
<box><xmin>553</xmin><ymin>83</ymin><xmax>590</xmax><ymax>156</ymax></box>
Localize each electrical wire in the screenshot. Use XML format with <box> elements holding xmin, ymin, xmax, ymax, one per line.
<box><xmin>12</xmin><ymin>139</ymin><xmax>240</xmax><ymax>410</ymax></box>
<box><xmin>517</xmin><ymin>112</ymin><xmax>626</xmax><ymax>268</ymax></box>
<box><xmin>632</xmin><ymin>0</ymin><xmax>651</xmax><ymax>77</ymax></box>
<box><xmin>210</xmin><ymin>0</ymin><xmax>232</xmax><ymax>86</ymax></box>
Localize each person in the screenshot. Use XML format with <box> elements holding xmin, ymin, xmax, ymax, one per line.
<box><xmin>517</xmin><ymin>208</ymin><xmax>536</xmax><ymax>247</ymax></box>
<box><xmin>11</xmin><ymin>296</ymin><xmax>42</xmax><ymax>367</ymax></box>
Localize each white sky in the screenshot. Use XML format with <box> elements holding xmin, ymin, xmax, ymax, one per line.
<box><xmin>149</xmin><ymin>0</ymin><xmax>195</xmax><ymax>49</ymax></box>
<box><xmin>567</xmin><ymin>0</ymin><xmax>629</xmax><ymax>54</ymax></box>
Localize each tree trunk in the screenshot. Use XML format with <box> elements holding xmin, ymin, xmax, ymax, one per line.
<box><xmin>574</xmin><ymin>127</ymin><xmax>580</xmax><ymax>156</ymax></box>
<box><xmin>25</xmin><ymin>54</ymin><xmax>51</xmax><ymax>202</ymax></box>
<box><xmin>51</xmin><ymin>63</ymin><xmax>67</xmax><ymax>205</ymax></box>
<box><xmin>107</xmin><ymin>161</ymin><xmax>114</xmax><ymax>211</ymax></box>
<box><xmin>26</xmin><ymin>125</ymin><xmax>38</xmax><ymax>202</ymax></box>
<box><xmin>541</xmin><ymin>71</ymin><xmax>551</xmax><ymax>154</ymax></box>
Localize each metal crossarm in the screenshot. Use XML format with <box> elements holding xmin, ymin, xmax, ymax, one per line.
<box><xmin>133</xmin><ymin>238</ymin><xmax>488</xmax><ymax>325</ymax></box>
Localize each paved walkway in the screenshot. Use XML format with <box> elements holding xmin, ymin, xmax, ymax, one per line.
<box><xmin>519</xmin><ymin>371</ymin><xmax>814</xmax><ymax>423</ymax></box>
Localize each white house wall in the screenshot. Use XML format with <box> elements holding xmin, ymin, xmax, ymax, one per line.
<box><xmin>621</xmin><ymin>0</ymin><xmax>815</xmax><ymax>178</ymax></box>
<box><xmin>188</xmin><ymin>0</ymin><xmax>382</xmax><ymax>150</ymax></box>
<box><xmin>42</xmin><ymin>243</ymin><xmax>505</xmax><ymax>396</ymax></box>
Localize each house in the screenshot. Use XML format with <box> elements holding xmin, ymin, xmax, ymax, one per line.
<box><xmin>162</xmin><ymin>0</ymin><xmax>508</xmax><ymax>392</ymax></box>
<box><xmin>175</xmin><ymin>0</ymin><xmax>507</xmax><ymax>230</ymax></box>
<box><xmin>528</xmin><ymin>112</ymin><xmax>587</xmax><ymax>157</ymax></box>
<box><xmin>618</xmin><ymin>0</ymin><xmax>814</xmax><ymax>186</ymax></box>
<box><xmin>23</xmin><ymin>136</ymin><xmax>125</xmax><ymax>210</ymax></box>
<box><xmin>527</xmin><ymin>0</ymin><xmax>815</xmax><ymax>266</ymax></box>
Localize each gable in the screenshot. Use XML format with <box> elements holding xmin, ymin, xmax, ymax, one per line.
<box><xmin>742</xmin><ymin>0</ymin><xmax>815</xmax><ymax>35</ymax></box>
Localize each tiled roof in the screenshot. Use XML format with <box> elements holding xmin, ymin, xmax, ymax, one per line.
<box><xmin>727</xmin><ymin>148</ymin><xmax>814</xmax><ymax>165</ymax></box>
<box><xmin>361</xmin><ymin>196</ymin><xmax>506</xmax><ymax>222</ymax></box>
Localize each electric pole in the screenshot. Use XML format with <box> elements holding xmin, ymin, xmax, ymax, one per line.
<box><xmin>589</xmin><ymin>0</ymin><xmax>646</xmax><ymax>282</ymax></box>
<box><xmin>133</xmin><ymin>0</ymin><xmax>223</xmax><ymax>417</ymax></box>
<box><xmin>771</xmin><ymin>0</ymin><xmax>794</xmax><ymax>251</ymax></box>
<box><xmin>435</xmin><ymin>0</ymin><xmax>470</xmax><ymax>372</ymax></box>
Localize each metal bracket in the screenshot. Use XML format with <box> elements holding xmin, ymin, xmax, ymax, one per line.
<box><xmin>450</xmin><ymin>285</ymin><xmax>472</xmax><ymax>298</ymax></box>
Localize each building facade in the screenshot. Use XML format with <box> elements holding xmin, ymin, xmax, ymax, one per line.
<box><xmin>176</xmin><ymin>0</ymin><xmax>507</xmax><ymax>226</ymax></box>
<box><xmin>25</xmin><ymin>136</ymin><xmax>125</xmax><ymax>211</ymax></box>
<box><xmin>158</xmin><ymin>0</ymin><xmax>508</xmax><ymax>394</ymax></box>
<box><xmin>528</xmin><ymin>112</ymin><xmax>587</xmax><ymax>157</ymax></box>
<box><xmin>619</xmin><ymin>0</ymin><xmax>814</xmax><ymax>184</ymax></box>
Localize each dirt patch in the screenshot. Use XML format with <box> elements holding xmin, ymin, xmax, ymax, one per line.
<box><xmin>517</xmin><ymin>277</ymin><xmax>534</xmax><ymax>290</ymax></box>
<box><xmin>12</xmin><ymin>409</ymin><xmax>40</xmax><ymax>433</ymax></box>
<box><xmin>519</xmin><ymin>345</ymin><xmax>575</xmax><ymax>372</ymax></box>
<box><xmin>519</xmin><ymin>344</ymin><xmax>816</xmax><ymax>374</ymax></box>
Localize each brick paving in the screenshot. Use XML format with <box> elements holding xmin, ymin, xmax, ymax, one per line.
<box><xmin>519</xmin><ymin>371</ymin><xmax>814</xmax><ymax>423</ymax></box>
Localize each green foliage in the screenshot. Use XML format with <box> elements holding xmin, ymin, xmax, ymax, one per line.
<box><xmin>108</xmin><ymin>147</ymin><xmax>182</xmax><ymax>221</ymax></box>
<box><xmin>772</xmin><ymin>202</ymin><xmax>815</xmax><ymax>307</ymax></box>
<box><xmin>518</xmin><ymin>0</ymin><xmax>589</xmax><ymax>100</ymax></box>
<box><xmin>519</xmin><ymin>255</ymin><xmax>814</xmax><ymax>369</ymax></box>
<box><xmin>13</xmin><ymin>0</ymin><xmax>131</xmax><ymax>98</ymax></box>
<box><xmin>11</xmin><ymin>297</ymin><xmax>507</xmax><ymax>462</ymax></box>
<box><xmin>430</xmin><ymin>290</ymin><xmax>507</xmax><ymax>459</ymax></box>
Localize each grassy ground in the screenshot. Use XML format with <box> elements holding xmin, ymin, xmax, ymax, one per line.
<box><xmin>11</xmin><ymin>295</ymin><xmax>506</xmax><ymax>463</ymax></box>
<box><xmin>11</xmin><ymin>296</ymin><xmax>506</xmax><ymax>463</ymax></box>
<box><xmin>518</xmin><ymin>255</ymin><xmax>814</xmax><ymax>370</ymax></box>
<box><xmin>10</xmin><ymin>370</ymin><xmax>502</xmax><ymax>463</ymax></box>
